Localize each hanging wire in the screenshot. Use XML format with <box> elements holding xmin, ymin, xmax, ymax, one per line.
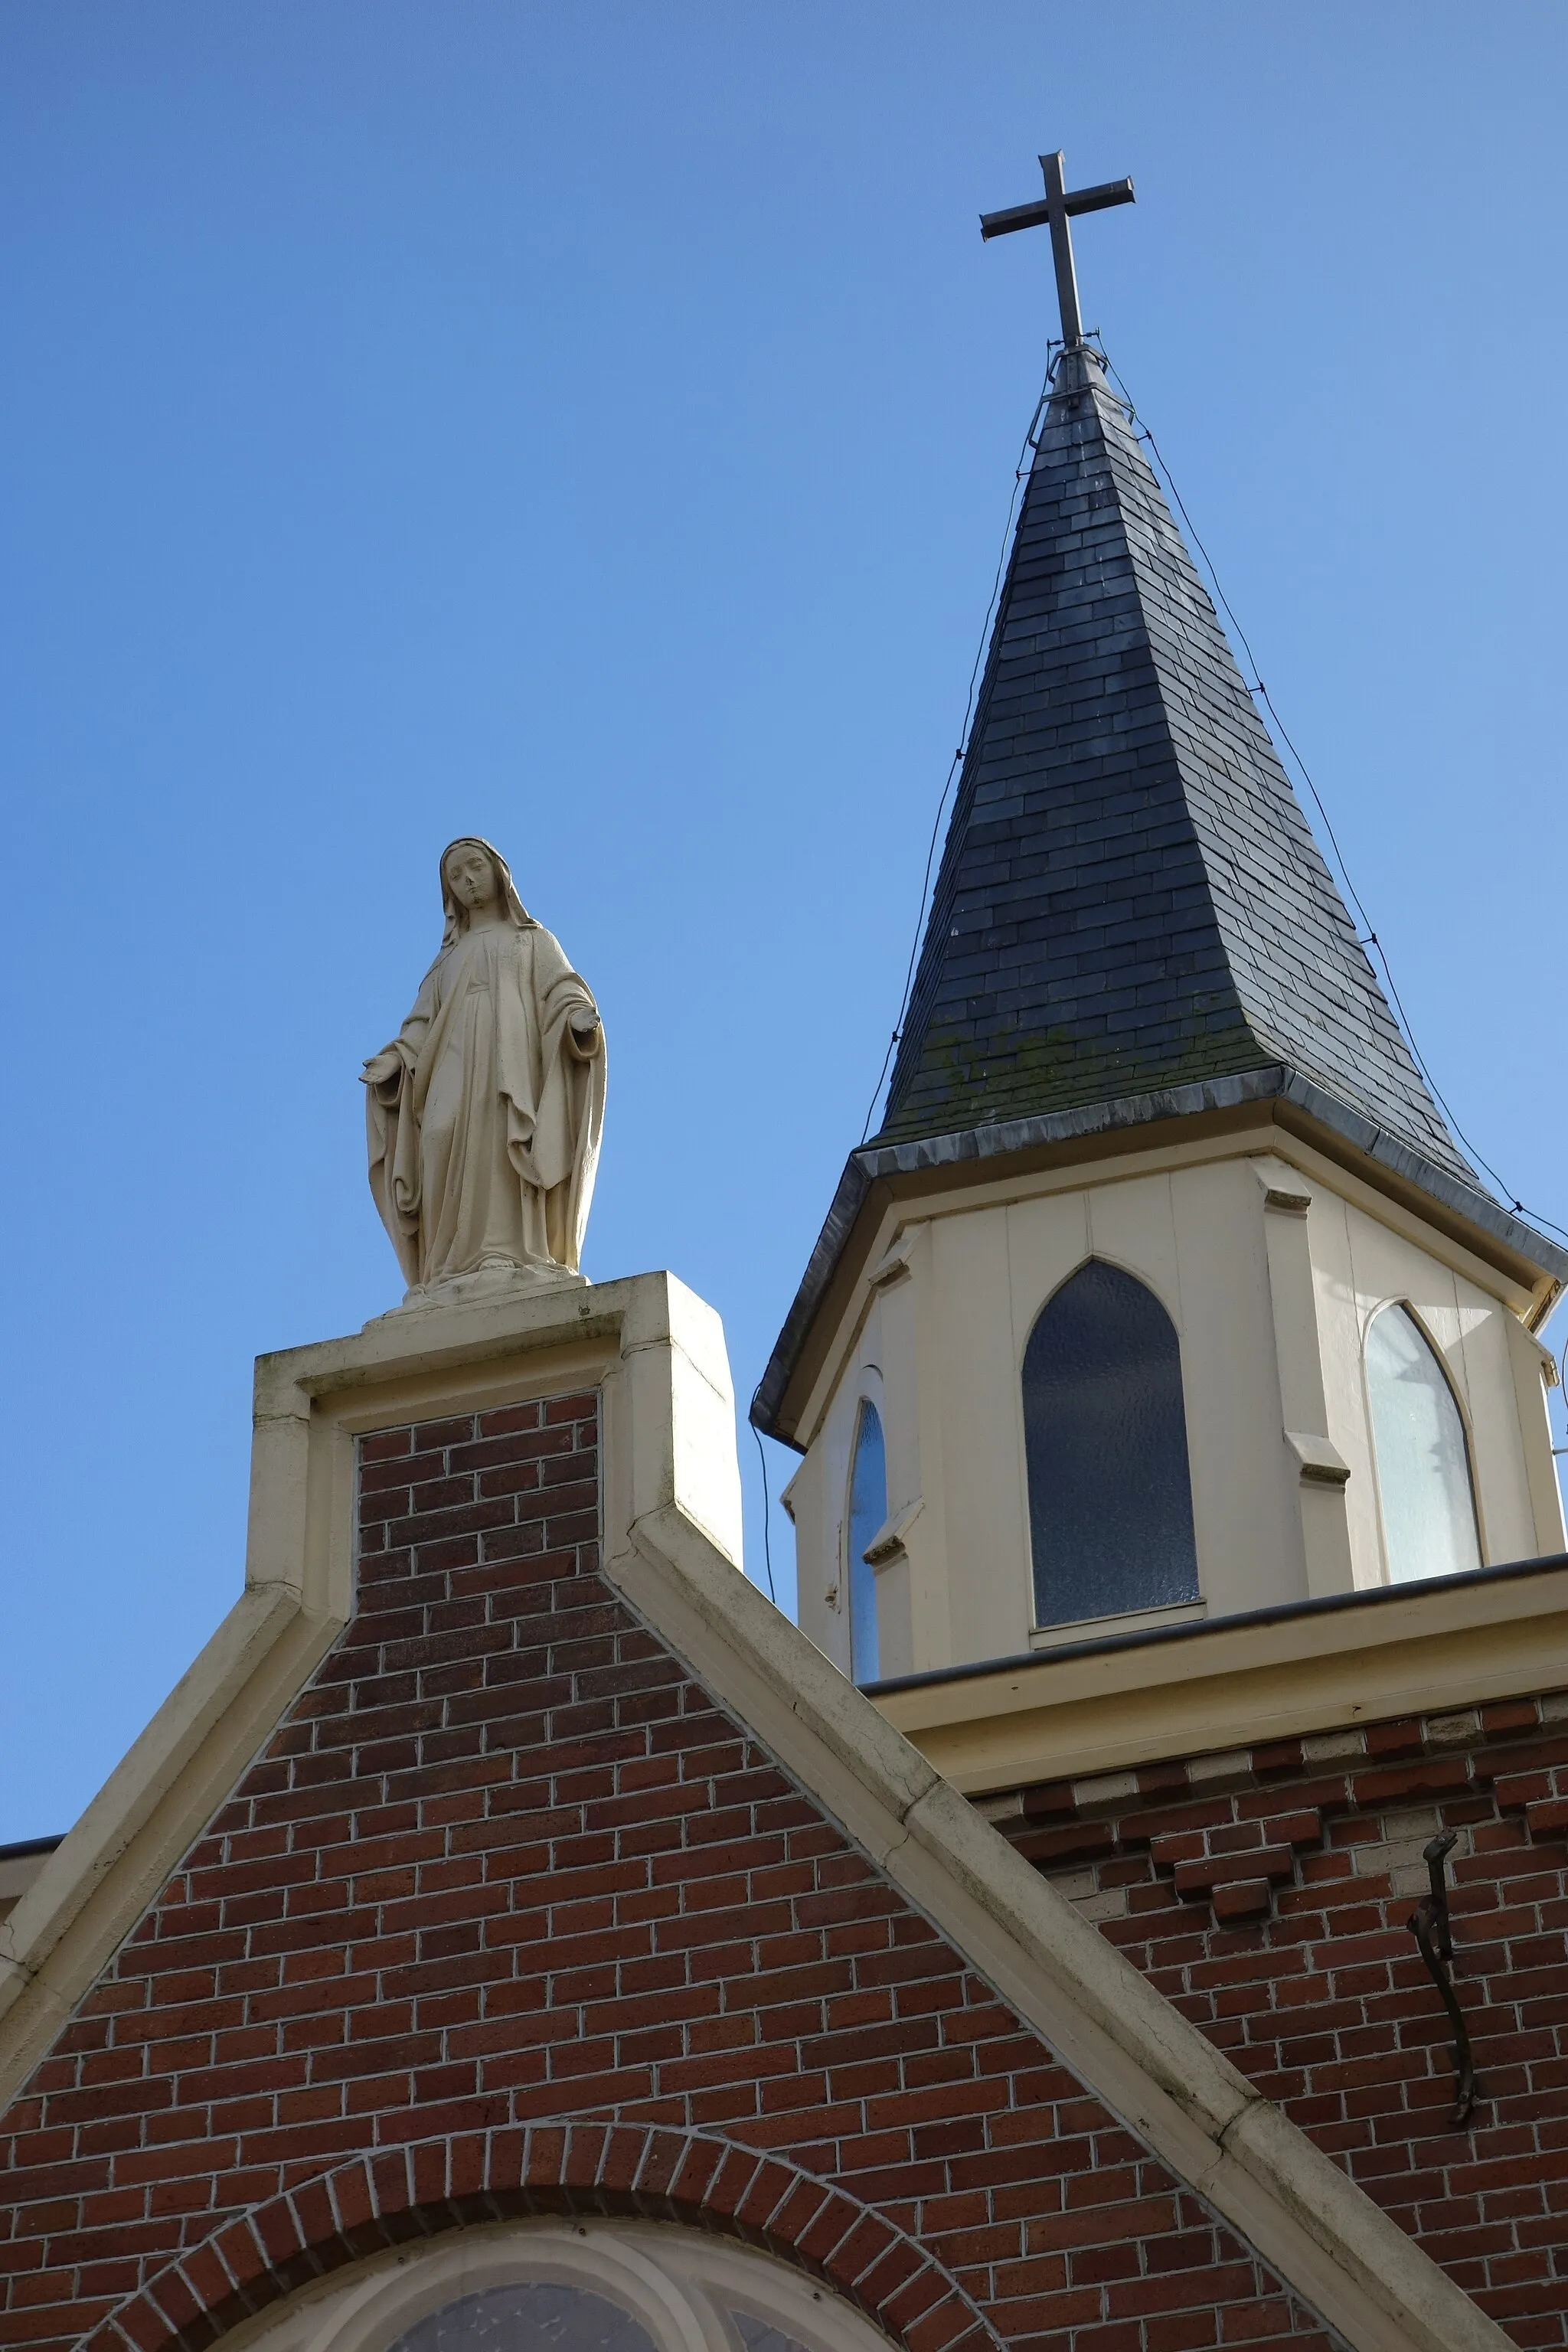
<box><xmin>750</xmin><ymin>1417</ymin><xmax>777</xmax><ymax>1603</ymax></box>
<box><xmin>857</xmin><ymin>368</ymin><xmax>1054</xmax><ymax>1146</ymax></box>
<box><xmin>757</xmin><ymin>387</ymin><xmax>1050</xmax><ymax>1565</ymax></box>
<box><xmin>1094</xmin><ymin>344</ymin><xmax>1568</xmax><ymax>1251</ymax></box>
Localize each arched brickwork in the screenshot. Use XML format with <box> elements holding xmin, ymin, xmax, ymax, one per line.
<box><xmin>83</xmin><ymin>2120</ymin><xmax>998</xmax><ymax>2352</ymax></box>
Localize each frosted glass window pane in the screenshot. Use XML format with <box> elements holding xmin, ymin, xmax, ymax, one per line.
<box><xmin>1365</xmin><ymin>1306</ymin><xmax>1481</xmax><ymax>1585</ymax></box>
<box><xmin>1024</xmin><ymin>1260</ymin><xmax>1199</xmax><ymax>1628</ymax></box>
<box><xmin>846</xmin><ymin>1401</ymin><xmax>886</xmax><ymax>1685</ymax></box>
<box><xmin>390</xmin><ymin>2284</ymin><xmax>656</xmax><ymax>2352</ymax></box>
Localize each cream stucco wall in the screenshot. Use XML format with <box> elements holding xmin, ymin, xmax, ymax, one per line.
<box><xmin>1311</xmin><ymin>1190</ymin><xmax>1553</xmax><ymax>1582</ymax></box>
<box><xmin>786</xmin><ymin>1135</ymin><xmax>1563</xmax><ymax>1681</ymax></box>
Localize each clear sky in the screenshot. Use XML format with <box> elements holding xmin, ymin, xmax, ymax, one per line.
<box><xmin>2</xmin><ymin>5</ymin><xmax>1565</xmax><ymax>1841</ymax></box>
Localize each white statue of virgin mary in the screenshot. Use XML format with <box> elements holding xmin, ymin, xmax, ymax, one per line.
<box><xmin>363</xmin><ymin>838</ymin><xmax>606</xmax><ymax>1295</ymax></box>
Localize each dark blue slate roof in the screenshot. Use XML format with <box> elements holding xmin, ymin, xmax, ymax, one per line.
<box><xmin>875</xmin><ymin>348</ymin><xmax>1471</xmax><ymax>1179</ymax></box>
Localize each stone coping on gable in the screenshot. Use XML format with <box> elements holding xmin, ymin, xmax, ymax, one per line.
<box><xmin>0</xmin><ymin>1274</ymin><xmax>1521</xmax><ymax>2352</ymax></box>
<box><xmin>750</xmin><ymin>1068</ymin><xmax>1568</xmax><ymax>1447</ymax></box>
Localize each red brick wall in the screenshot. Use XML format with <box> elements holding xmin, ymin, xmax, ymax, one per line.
<box><xmin>0</xmin><ymin>1393</ymin><xmax>1331</xmax><ymax>2352</ymax></box>
<box><xmin>991</xmin><ymin>1703</ymin><xmax>1568</xmax><ymax>2349</ymax></box>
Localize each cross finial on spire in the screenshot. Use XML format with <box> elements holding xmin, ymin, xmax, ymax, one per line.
<box><xmin>980</xmin><ymin>149</ymin><xmax>1135</xmax><ymax>349</ymax></box>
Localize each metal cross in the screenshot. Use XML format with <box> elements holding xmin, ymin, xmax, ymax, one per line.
<box><xmin>981</xmin><ymin>150</ymin><xmax>1135</xmax><ymax>350</ymax></box>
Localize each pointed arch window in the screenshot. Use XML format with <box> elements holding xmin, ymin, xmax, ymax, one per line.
<box><xmin>1023</xmin><ymin>1259</ymin><xmax>1199</xmax><ymax>1628</ymax></box>
<box><xmin>845</xmin><ymin>1400</ymin><xmax>887</xmax><ymax>1685</ymax></box>
<box><xmin>1364</xmin><ymin>1305</ymin><xmax>1481</xmax><ymax>1584</ymax></box>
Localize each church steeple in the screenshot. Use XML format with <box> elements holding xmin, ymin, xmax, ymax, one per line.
<box><xmin>877</xmin><ymin>339</ymin><xmax>1469</xmax><ymax>1180</ymax></box>
<box><xmin>755</xmin><ymin>155</ymin><xmax>1566</xmax><ymax>1698</ymax></box>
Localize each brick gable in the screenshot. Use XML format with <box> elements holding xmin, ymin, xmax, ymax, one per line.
<box><xmin>0</xmin><ymin>1392</ymin><xmax>1332</xmax><ymax>2352</ymax></box>
<box><xmin>990</xmin><ymin>1710</ymin><xmax>1568</xmax><ymax>2347</ymax></box>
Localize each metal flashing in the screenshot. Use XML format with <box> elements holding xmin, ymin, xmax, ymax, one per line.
<box><xmin>859</xmin><ymin>1548</ymin><xmax>1568</xmax><ymax>1702</ymax></box>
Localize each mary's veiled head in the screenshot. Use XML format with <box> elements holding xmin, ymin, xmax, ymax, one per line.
<box><xmin>439</xmin><ymin>837</ymin><xmax>531</xmax><ymax>942</ymax></box>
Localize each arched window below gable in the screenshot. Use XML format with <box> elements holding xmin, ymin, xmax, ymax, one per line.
<box><xmin>1364</xmin><ymin>1304</ymin><xmax>1481</xmax><ymax>1584</ymax></box>
<box><xmin>845</xmin><ymin>1399</ymin><xmax>887</xmax><ymax>1685</ymax></box>
<box><xmin>240</xmin><ymin>2215</ymin><xmax>893</xmax><ymax>2352</ymax></box>
<box><xmin>1023</xmin><ymin>1258</ymin><xmax>1200</xmax><ymax>1628</ymax></box>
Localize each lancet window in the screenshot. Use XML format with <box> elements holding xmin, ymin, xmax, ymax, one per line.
<box><xmin>1023</xmin><ymin>1258</ymin><xmax>1200</xmax><ymax>1628</ymax></box>
<box><xmin>1364</xmin><ymin>1303</ymin><xmax>1481</xmax><ymax>1584</ymax></box>
<box><xmin>845</xmin><ymin>1397</ymin><xmax>887</xmax><ymax>1685</ymax></box>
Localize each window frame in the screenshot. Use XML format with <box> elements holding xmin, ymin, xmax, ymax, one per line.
<box><xmin>1362</xmin><ymin>1298</ymin><xmax>1485</xmax><ymax>1586</ymax></box>
<box><xmin>1018</xmin><ymin>1253</ymin><xmax>1201</xmax><ymax>1635</ymax></box>
<box><xmin>227</xmin><ymin>2216</ymin><xmax>895</xmax><ymax>2352</ymax></box>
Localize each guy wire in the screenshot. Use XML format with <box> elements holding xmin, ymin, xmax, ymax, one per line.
<box><xmin>858</xmin><ymin>371</ymin><xmax>1052</xmax><ymax>1146</ymax></box>
<box><xmin>763</xmin><ymin>350</ymin><xmax>1567</xmax><ymax>1557</ymax></box>
<box><xmin>1096</xmin><ymin>345</ymin><xmax>1568</xmax><ymax>1251</ymax></box>
<box><xmin>750</xmin><ymin>1416</ymin><xmax>777</xmax><ymax>1605</ymax></box>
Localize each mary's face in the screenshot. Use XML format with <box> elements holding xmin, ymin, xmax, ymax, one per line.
<box><xmin>444</xmin><ymin>844</ymin><xmax>501</xmax><ymax>913</ymax></box>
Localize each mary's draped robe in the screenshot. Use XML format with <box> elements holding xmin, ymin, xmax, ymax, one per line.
<box><xmin>366</xmin><ymin>918</ymin><xmax>605</xmax><ymax>1289</ymax></box>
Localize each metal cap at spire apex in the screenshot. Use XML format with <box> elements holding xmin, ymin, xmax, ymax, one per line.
<box><xmin>980</xmin><ymin>147</ymin><xmax>1135</xmax><ymax>350</ymax></box>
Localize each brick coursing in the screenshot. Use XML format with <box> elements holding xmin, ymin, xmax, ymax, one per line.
<box><xmin>988</xmin><ymin>1704</ymin><xmax>1568</xmax><ymax>2347</ymax></box>
<box><xmin>0</xmin><ymin>1396</ymin><xmax>1333</xmax><ymax>2352</ymax></box>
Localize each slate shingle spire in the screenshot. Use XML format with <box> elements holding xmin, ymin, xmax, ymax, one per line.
<box><xmin>876</xmin><ymin>345</ymin><xmax>1471</xmax><ymax>1181</ymax></box>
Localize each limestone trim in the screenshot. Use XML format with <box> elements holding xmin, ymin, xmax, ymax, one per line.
<box><xmin>871</xmin><ymin>1557</ymin><xmax>1568</xmax><ymax>1793</ymax></box>
<box><xmin>1285</xmin><ymin>1432</ymin><xmax>1352</xmax><ymax>1487</ymax></box>
<box><xmin>1256</xmin><ymin>1158</ymin><xmax>1353</xmax><ymax>1597</ymax></box>
<box><xmin>867</xmin><ymin>1230</ymin><xmax>919</xmax><ymax>1290</ymax></box>
<box><xmin>0</xmin><ymin>1589</ymin><xmax>348</xmax><ymax>2117</ymax></box>
<box><xmin>2</xmin><ymin>1274</ymin><xmax>1514</xmax><ymax>2352</ymax></box>
<box><xmin>863</xmin><ymin>1496</ymin><xmax>923</xmax><ymax>1569</ymax></box>
<box><xmin>1252</xmin><ymin>1159</ymin><xmax>1314</xmax><ymax>1215</ymax></box>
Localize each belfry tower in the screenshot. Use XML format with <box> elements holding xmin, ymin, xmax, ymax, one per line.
<box><xmin>753</xmin><ymin>152</ymin><xmax>1567</xmax><ymax>1726</ymax></box>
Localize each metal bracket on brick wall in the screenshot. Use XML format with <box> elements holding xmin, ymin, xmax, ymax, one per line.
<box><xmin>1406</xmin><ymin>1831</ymin><xmax>1478</xmax><ymax>2128</ymax></box>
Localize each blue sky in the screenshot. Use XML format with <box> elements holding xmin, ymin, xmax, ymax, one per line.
<box><xmin>2</xmin><ymin>5</ymin><xmax>1565</xmax><ymax>1839</ymax></box>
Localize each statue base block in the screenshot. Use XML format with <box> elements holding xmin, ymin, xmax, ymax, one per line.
<box><xmin>364</xmin><ymin>1258</ymin><xmax>589</xmax><ymax>1329</ymax></box>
